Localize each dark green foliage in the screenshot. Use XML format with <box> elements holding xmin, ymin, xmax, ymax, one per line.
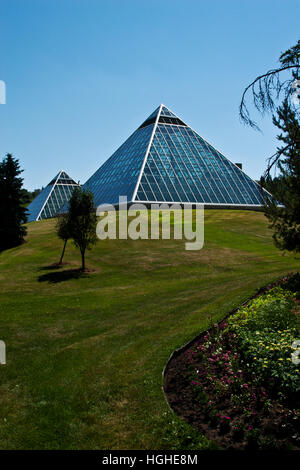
<box><xmin>240</xmin><ymin>41</ymin><xmax>300</xmax><ymax>253</ymax></box>
<box><xmin>21</xmin><ymin>187</ymin><xmax>42</xmax><ymax>205</ymax></box>
<box><xmin>20</xmin><ymin>188</ymin><xmax>31</xmax><ymax>205</ymax></box>
<box><xmin>280</xmin><ymin>41</ymin><xmax>300</xmax><ymax>67</ymax></box>
<box><xmin>0</xmin><ymin>154</ymin><xmax>27</xmax><ymax>251</ymax></box>
<box><xmin>227</xmin><ymin>287</ymin><xmax>300</xmax><ymax>394</ymax></box>
<box><xmin>153</xmin><ymin>411</ymin><xmax>218</xmax><ymax>450</ymax></box>
<box><xmin>242</xmin><ymin>298</ymin><xmax>295</xmax><ymax>332</ymax></box>
<box><xmin>68</xmin><ymin>187</ymin><xmax>97</xmax><ymax>270</ymax></box>
<box><xmin>263</xmin><ymin>101</ymin><xmax>300</xmax><ymax>252</ymax></box>
<box><xmin>186</xmin><ymin>284</ymin><xmax>299</xmax><ymax>449</ymax></box>
<box><xmin>281</xmin><ymin>272</ymin><xmax>300</xmax><ymax>294</ymax></box>
<box><xmin>261</xmin><ymin>174</ymin><xmax>285</xmax><ymax>203</ymax></box>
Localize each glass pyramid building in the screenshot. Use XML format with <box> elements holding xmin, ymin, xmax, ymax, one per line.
<box><xmin>27</xmin><ymin>170</ymin><xmax>79</xmax><ymax>222</ymax></box>
<box><xmin>84</xmin><ymin>104</ymin><xmax>267</xmax><ymax>208</ymax></box>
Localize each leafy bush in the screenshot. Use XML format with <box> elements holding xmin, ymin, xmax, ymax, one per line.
<box><xmin>184</xmin><ymin>280</ymin><xmax>300</xmax><ymax>449</ymax></box>
<box><xmin>152</xmin><ymin>411</ymin><xmax>218</xmax><ymax>450</ymax></box>
<box><xmin>227</xmin><ymin>287</ymin><xmax>296</xmax><ymax>333</ymax></box>
<box><xmin>226</xmin><ymin>286</ymin><xmax>300</xmax><ymax>395</ymax></box>
<box><xmin>280</xmin><ymin>273</ymin><xmax>300</xmax><ymax>297</ymax></box>
<box><xmin>238</xmin><ymin>328</ymin><xmax>300</xmax><ymax>393</ymax></box>
<box><xmin>241</xmin><ymin>298</ymin><xmax>295</xmax><ymax>332</ymax></box>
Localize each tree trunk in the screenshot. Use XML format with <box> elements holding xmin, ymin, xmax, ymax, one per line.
<box><xmin>81</xmin><ymin>248</ymin><xmax>85</xmax><ymax>271</ymax></box>
<box><xmin>59</xmin><ymin>239</ymin><xmax>67</xmax><ymax>265</ymax></box>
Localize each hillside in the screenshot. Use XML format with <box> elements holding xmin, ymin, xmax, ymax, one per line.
<box><xmin>0</xmin><ymin>210</ymin><xmax>298</xmax><ymax>449</ymax></box>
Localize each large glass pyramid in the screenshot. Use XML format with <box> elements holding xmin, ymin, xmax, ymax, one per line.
<box><xmin>27</xmin><ymin>170</ymin><xmax>79</xmax><ymax>222</ymax></box>
<box><xmin>84</xmin><ymin>105</ymin><xmax>267</xmax><ymax>207</ymax></box>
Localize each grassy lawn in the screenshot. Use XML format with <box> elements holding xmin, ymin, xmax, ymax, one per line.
<box><xmin>0</xmin><ymin>209</ymin><xmax>299</xmax><ymax>449</ymax></box>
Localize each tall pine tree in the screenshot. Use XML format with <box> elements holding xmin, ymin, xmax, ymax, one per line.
<box><xmin>0</xmin><ymin>154</ymin><xmax>27</xmax><ymax>251</ymax></box>
<box><xmin>263</xmin><ymin>100</ymin><xmax>300</xmax><ymax>252</ymax></box>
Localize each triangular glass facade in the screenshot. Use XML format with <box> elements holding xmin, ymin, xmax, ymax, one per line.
<box><xmin>27</xmin><ymin>170</ymin><xmax>79</xmax><ymax>222</ymax></box>
<box><xmin>84</xmin><ymin>104</ymin><xmax>267</xmax><ymax>207</ymax></box>
<box><xmin>84</xmin><ymin>124</ymin><xmax>154</xmax><ymax>206</ymax></box>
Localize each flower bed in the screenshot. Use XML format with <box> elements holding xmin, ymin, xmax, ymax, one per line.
<box><xmin>164</xmin><ymin>274</ymin><xmax>300</xmax><ymax>450</ymax></box>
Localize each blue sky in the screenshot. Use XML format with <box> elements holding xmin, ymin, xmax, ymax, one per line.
<box><xmin>0</xmin><ymin>0</ymin><xmax>299</xmax><ymax>190</ymax></box>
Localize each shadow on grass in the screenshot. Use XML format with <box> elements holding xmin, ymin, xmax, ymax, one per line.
<box><xmin>38</xmin><ymin>268</ymin><xmax>87</xmax><ymax>283</ymax></box>
<box><xmin>39</xmin><ymin>262</ymin><xmax>70</xmax><ymax>271</ymax></box>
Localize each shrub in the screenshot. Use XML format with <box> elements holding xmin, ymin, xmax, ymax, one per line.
<box><xmin>227</xmin><ymin>287</ymin><xmax>296</xmax><ymax>333</ymax></box>
<box><xmin>226</xmin><ymin>286</ymin><xmax>300</xmax><ymax>395</ymax></box>
<box><xmin>184</xmin><ymin>280</ymin><xmax>300</xmax><ymax>449</ymax></box>
<box><xmin>238</xmin><ymin>328</ymin><xmax>300</xmax><ymax>394</ymax></box>
<box><xmin>280</xmin><ymin>273</ymin><xmax>300</xmax><ymax>296</ymax></box>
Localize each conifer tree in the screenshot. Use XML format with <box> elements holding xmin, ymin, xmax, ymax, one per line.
<box><xmin>0</xmin><ymin>154</ymin><xmax>27</xmax><ymax>251</ymax></box>
<box><xmin>263</xmin><ymin>100</ymin><xmax>300</xmax><ymax>252</ymax></box>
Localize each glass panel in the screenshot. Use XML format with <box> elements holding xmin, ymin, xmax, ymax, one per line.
<box><xmin>82</xmin><ymin>105</ymin><xmax>266</xmax><ymax>207</ymax></box>
<box><xmin>27</xmin><ymin>185</ymin><xmax>52</xmax><ymax>221</ymax></box>
<box><xmin>27</xmin><ymin>174</ymin><xmax>79</xmax><ymax>221</ymax></box>
<box><xmin>83</xmin><ymin>124</ymin><xmax>154</xmax><ymax>206</ymax></box>
<box><xmin>136</xmin><ymin>121</ymin><xmax>265</xmax><ymax>205</ymax></box>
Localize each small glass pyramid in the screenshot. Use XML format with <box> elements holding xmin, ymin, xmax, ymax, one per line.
<box><xmin>27</xmin><ymin>170</ymin><xmax>79</xmax><ymax>222</ymax></box>
<box><xmin>84</xmin><ymin>104</ymin><xmax>267</xmax><ymax>207</ymax></box>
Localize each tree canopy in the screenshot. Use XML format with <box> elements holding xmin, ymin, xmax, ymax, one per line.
<box><xmin>68</xmin><ymin>187</ymin><xmax>97</xmax><ymax>271</ymax></box>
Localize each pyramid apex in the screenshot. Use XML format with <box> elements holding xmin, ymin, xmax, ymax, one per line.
<box><xmin>27</xmin><ymin>169</ymin><xmax>79</xmax><ymax>222</ymax></box>
<box><xmin>82</xmin><ymin>103</ymin><xmax>267</xmax><ymax>208</ymax></box>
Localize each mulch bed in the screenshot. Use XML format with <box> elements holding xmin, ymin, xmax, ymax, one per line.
<box><xmin>163</xmin><ymin>275</ymin><xmax>300</xmax><ymax>450</ymax></box>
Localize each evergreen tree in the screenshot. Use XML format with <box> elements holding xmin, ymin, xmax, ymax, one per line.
<box><xmin>0</xmin><ymin>154</ymin><xmax>27</xmax><ymax>251</ymax></box>
<box><xmin>240</xmin><ymin>40</ymin><xmax>300</xmax><ymax>131</ymax></box>
<box><xmin>240</xmin><ymin>41</ymin><xmax>300</xmax><ymax>253</ymax></box>
<box><xmin>68</xmin><ymin>187</ymin><xmax>97</xmax><ymax>271</ymax></box>
<box><xmin>263</xmin><ymin>100</ymin><xmax>300</xmax><ymax>252</ymax></box>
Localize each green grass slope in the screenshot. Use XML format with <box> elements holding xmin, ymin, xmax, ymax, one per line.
<box><xmin>0</xmin><ymin>210</ymin><xmax>298</xmax><ymax>449</ymax></box>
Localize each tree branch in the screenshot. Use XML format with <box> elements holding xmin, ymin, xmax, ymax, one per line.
<box><xmin>239</xmin><ymin>65</ymin><xmax>300</xmax><ymax>129</ymax></box>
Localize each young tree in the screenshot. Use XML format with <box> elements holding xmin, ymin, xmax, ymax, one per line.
<box><xmin>262</xmin><ymin>100</ymin><xmax>300</xmax><ymax>253</ymax></box>
<box><xmin>0</xmin><ymin>154</ymin><xmax>27</xmax><ymax>251</ymax></box>
<box><xmin>68</xmin><ymin>187</ymin><xmax>97</xmax><ymax>271</ymax></box>
<box><xmin>56</xmin><ymin>213</ymin><xmax>71</xmax><ymax>265</ymax></box>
